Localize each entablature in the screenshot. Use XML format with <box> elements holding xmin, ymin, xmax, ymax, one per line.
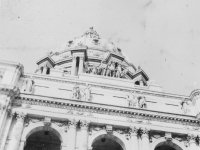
<box><xmin>14</xmin><ymin>93</ymin><xmax>199</xmax><ymax>129</ymax></box>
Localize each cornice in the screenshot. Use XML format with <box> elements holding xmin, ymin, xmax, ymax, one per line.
<box><xmin>22</xmin><ymin>74</ymin><xmax>190</xmax><ymax>101</ymax></box>
<box><xmin>13</xmin><ymin>94</ymin><xmax>199</xmax><ymax>127</ymax></box>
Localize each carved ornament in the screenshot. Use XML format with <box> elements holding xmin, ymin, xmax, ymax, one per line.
<box><xmin>80</xmin><ymin>120</ymin><xmax>89</xmax><ymax>129</ymax></box>
<box><xmin>165</xmin><ymin>132</ymin><xmax>172</xmax><ymax>141</ymax></box>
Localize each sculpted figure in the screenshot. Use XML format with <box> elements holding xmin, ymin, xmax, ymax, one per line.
<box><xmin>97</xmin><ymin>61</ymin><xmax>104</xmax><ymax>75</ymax></box>
<box><xmin>106</xmin><ymin>61</ymin><xmax>115</xmax><ymax>77</ymax></box>
<box><xmin>83</xmin><ymin>27</ymin><xmax>99</xmax><ymax>39</ymax></box>
<box><xmin>84</xmin><ymin>85</ymin><xmax>91</xmax><ymax>101</ymax></box>
<box><xmin>116</xmin><ymin>64</ymin><xmax>123</xmax><ymax>78</ymax></box>
<box><xmin>84</xmin><ymin>62</ymin><xmax>90</xmax><ymax>73</ymax></box>
<box><xmin>23</xmin><ymin>79</ymin><xmax>35</xmax><ymax>93</ymax></box>
<box><xmin>71</xmin><ymin>84</ymin><xmax>80</xmax><ymax>99</ymax></box>
<box><xmin>181</xmin><ymin>99</ymin><xmax>190</xmax><ymax>114</ymax></box>
<box><xmin>91</xmin><ymin>66</ymin><xmax>98</xmax><ymax>75</ymax></box>
<box><xmin>138</xmin><ymin>96</ymin><xmax>146</xmax><ymax>108</ymax></box>
<box><xmin>127</xmin><ymin>92</ymin><xmax>137</xmax><ymax>107</ymax></box>
<box><xmin>121</xmin><ymin>68</ymin><xmax>128</xmax><ymax>78</ymax></box>
<box><xmin>102</xmin><ymin>64</ymin><xmax>108</xmax><ymax>76</ymax></box>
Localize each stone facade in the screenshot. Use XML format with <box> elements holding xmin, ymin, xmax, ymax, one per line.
<box><xmin>0</xmin><ymin>28</ymin><xmax>200</xmax><ymax>150</ymax></box>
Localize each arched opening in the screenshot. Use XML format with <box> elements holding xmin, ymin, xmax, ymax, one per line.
<box><xmin>24</xmin><ymin>130</ymin><xmax>61</xmax><ymax>150</ymax></box>
<box><xmin>155</xmin><ymin>145</ymin><xmax>175</xmax><ymax>150</ymax></box>
<box><xmin>154</xmin><ymin>141</ymin><xmax>183</xmax><ymax>150</ymax></box>
<box><xmin>92</xmin><ymin>134</ymin><xmax>125</xmax><ymax>150</ymax></box>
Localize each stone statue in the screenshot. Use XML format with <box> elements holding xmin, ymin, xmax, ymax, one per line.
<box><xmin>181</xmin><ymin>99</ymin><xmax>190</xmax><ymax>114</ymax></box>
<box><xmin>71</xmin><ymin>84</ymin><xmax>80</xmax><ymax>99</ymax></box>
<box><xmin>127</xmin><ymin>92</ymin><xmax>137</xmax><ymax>107</ymax></box>
<box><xmin>97</xmin><ymin>60</ymin><xmax>105</xmax><ymax>75</ymax></box>
<box><xmin>138</xmin><ymin>96</ymin><xmax>146</xmax><ymax>108</ymax></box>
<box><xmin>23</xmin><ymin>79</ymin><xmax>35</xmax><ymax>93</ymax></box>
<box><xmin>121</xmin><ymin>68</ymin><xmax>128</xmax><ymax>78</ymax></box>
<box><xmin>82</xmin><ymin>27</ymin><xmax>99</xmax><ymax>39</ymax></box>
<box><xmin>106</xmin><ymin>61</ymin><xmax>115</xmax><ymax>77</ymax></box>
<box><xmin>84</xmin><ymin>62</ymin><xmax>90</xmax><ymax>73</ymax></box>
<box><xmin>91</xmin><ymin>66</ymin><xmax>98</xmax><ymax>75</ymax></box>
<box><xmin>116</xmin><ymin>64</ymin><xmax>123</xmax><ymax>78</ymax></box>
<box><xmin>84</xmin><ymin>85</ymin><xmax>91</xmax><ymax>101</ymax></box>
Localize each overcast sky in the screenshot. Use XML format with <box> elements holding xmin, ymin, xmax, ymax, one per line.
<box><xmin>0</xmin><ymin>0</ymin><xmax>200</xmax><ymax>96</ymax></box>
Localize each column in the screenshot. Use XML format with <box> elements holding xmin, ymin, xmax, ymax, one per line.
<box><xmin>66</xmin><ymin>119</ymin><xmax>78</xmax><ymax>150</ymax></box>
<box><xmin>78</xmin><ymin>56</ymin><xmax>84</xmax><ymax>74</ymax></box>
<box><xmin>141</xmin><ymin>128</ymin><xmax>150</xmax><ymax>150</ymax></box>
<box><xmin>140</xmin><ymin>81</ymin><xmax>144</xmax><ymax>86</ymax></box>
<box><xmin>71</xmin><ymin>56</ymin><xmax>77</xmax><ymax>76</ymax></box>
<box><xmin>79</xmin><ymin>120</ymin><xmax>89</xmax><ymax>150</ymax></box>
<box><xmin>188</xmin><ymin>134</ymin><xmax>198</xmax><ymax>150</ymax></box>
<box><xmin>42</xmin><ymin>67</ymin><xmax>47</xmax><ymax>75</ymax></box>
<box><xmin>130</xmin><ymin>126</ymin><xmax>139</xmax><ymax>150</ymax></box>
<box><xmin>7</xmin><ymin>112</ymin><xmax>26</xmax><ymax>150</ymax></box>
<box><xmin>0</xmin><ymin>110</ymin><xmax>13</xmax><ymax>150</ymax></box>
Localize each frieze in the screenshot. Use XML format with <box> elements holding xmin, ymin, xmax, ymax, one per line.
<box><xmin>22</xmin><ymin>75</ymin><xmax>190</xmax><ymax>101</ymax></box>
<box><xmin>13</xmin><ymin>98</ymin><xmax>199</xmax><ymax>127</ymax></box>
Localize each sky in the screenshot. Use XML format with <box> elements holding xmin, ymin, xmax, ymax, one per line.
<box><xmin>0</xmin><ymin>0</ymin><xmax>200</xmax><ymax>96</ymax></box>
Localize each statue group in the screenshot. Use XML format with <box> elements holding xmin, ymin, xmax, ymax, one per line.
<box><xmin>127</xmin><ymin>92</ymin><xmax>147</xmax><ymax>108</ymax></box>
<box><xmin>71</xmin><ymin>84</ymin><xmax>91</xmax><ymax>101</ymax></box>
<box><xmin>22</xmin><ymin>78</ymin><xmax>35</xmax><ymax>93</ymax></box>
<box><xmin>85</xmin><ymin>61</ymin><xmax>128</xmax><ymax>79</ymax></box>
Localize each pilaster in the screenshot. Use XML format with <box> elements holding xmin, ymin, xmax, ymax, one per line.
<box><xmin>66</xmin><ymin>119</ymin><xmax>78</xmax><ymax>150</ymax></box>
<box><xmin>187</xmin><ymin>134</ymin><xmax>198</xmax><ymax>150</ymax></box>
<box><xmin>141</xmin><ymin>128</ymin><xmax>150</xmax><ymax>150</ymax></box>
<box><xmin>79</xmin><ymin>120</ymin><xmax>90</xmax><ymax>150</ymax></box>
<box><xmin>129</xmin><ymin>126</ymin><xmax>139</xmax><ymax>150</ymax></box>
<box><xmin>7</xmin><ymin>112</ymin><xmax>27</xmax><ymax>150</ymax></box>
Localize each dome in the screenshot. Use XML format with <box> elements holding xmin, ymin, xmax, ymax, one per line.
<box><xmin>36</xmin><ymin>27</ymin><xmax>149</xmax><ymax>86</ymax></box>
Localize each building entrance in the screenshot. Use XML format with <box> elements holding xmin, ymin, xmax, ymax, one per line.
<box><xmin>24</xmin><ymin>130</ymin><xmax>61</xmax><ymax>150</ymax></box>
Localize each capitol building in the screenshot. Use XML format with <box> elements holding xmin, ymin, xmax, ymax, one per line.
<box><xmin>0</xmin><ymin>27</ymin><xmax>200</xmax><ymax>150</ymax></box>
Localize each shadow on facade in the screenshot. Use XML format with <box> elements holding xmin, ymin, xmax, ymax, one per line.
<box><xmin>154</xmin><ymin>141</ymin><xmax>183</xmax><ymax>150</ymax></box>
<box><xmin>92</xmin><ymin>134</ymin><xmax>124</xmax><ymax>150</ymax></box>
<box><xmin>24</xmin><ymin>130</ymin><xmax>61</xmax><ymax>150</ymax></box>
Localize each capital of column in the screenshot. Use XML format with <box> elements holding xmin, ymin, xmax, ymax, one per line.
<box><xmin>79</xmin><ymin>56</ymin><xmax>84</xmax><ymax>60</ymax></box>
<box><xmin>68</xmin><ymin>119</ymin><xmax>78</xmax><ymax>128</ymax></box>
<box><xmin>129</xmin><ymin>126</ymin><xmax>139</xmax><ymax>136</ymax></box>
<box><xmin>140</xmin><ymin>128</ymin><xmax>150</xmax><ymax>138</ymax></box>
<box><xmin>80</xmin><ymin>120</ymin><xmax>90</xmax><ymax>130</ymax></box>
<box><xmin>187</xmin><ymin>134</ymin><xmax>197</xmax><ymax>144</ymax></box>
<box><xmin>15</xmin><ymin>112</ymin><xmax>27</xmax><ymax>122</ymax></box>
<box><xmin>73</xmin><ymin>56</ymin><xmax>77</xmax><ymax>60</ymax></box>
